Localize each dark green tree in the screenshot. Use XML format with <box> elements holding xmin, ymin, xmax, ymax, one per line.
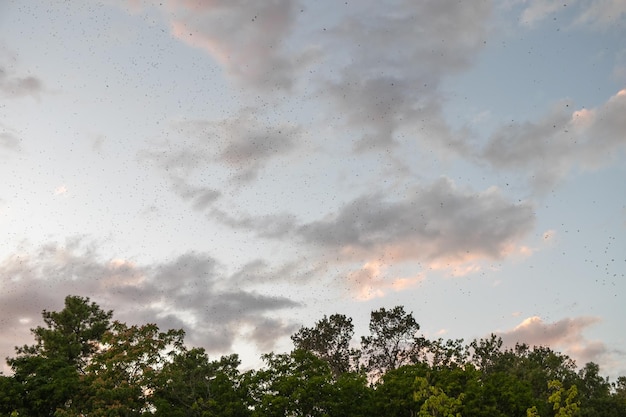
<box><xmin>361</xmin><ymin>306</ymin><xmax>429</xmax><ymax>377</ymax></box>
<box><xmin>246</xmin><ymin>349</ymin><xmax>372</xmax><ymax>417</ymax></box>
<box><xmin>246</xmin><ymin>350</ymin><xmax>335</xmax><ymax>417</ymax></box>
<box><xmin>429</xmin><ymin>338</ymin><xmax>469</xmax><ymax>370</ymax></box>
<box><xmin>370</xmin><ymin>363</ymin><xmax>430</xmax><ymax>417</ymax></box>
<box><xmin>6</xmin><ymin>295</ymin><xmax>112</xmax><ymax>417</ymax></box>
<box><xmin>291</xmin><ymin>313</ymin><xmax>359</xmax><ymax>377</ymax></box>
<box><xmin>152</xmin><ymin>348</ymin><xmax>250</xmax><ymax>417</ymax></box>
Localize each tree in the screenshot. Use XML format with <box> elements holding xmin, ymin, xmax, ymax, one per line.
<box><xmin>0</xmin><ymin>374</ymin><xmax>23</xmax><ymax>416</ymax></box>
<box><xmin>429</xmin><ymin>338</ymin><xmax>469</xmax><ymax>370</ymax></box>
<box><xmin>152</xmin><ymin>348</ymin><xmax>250</xmax><ymax>417</ymax></box>
<box><xmin>576</xmin><ymin>362</ymin><xmax>618</xmax><ymax>417</ymax></box>
<box><xmin>371</xmin><ymin>364</ymin><xmax>430</xmax><ymax>417</ymax></box>
<box><xmin>548</xmin><ymin>380</ymin><xmax>580</xmax><ymax>417</ymax></box>
<box><xmin>361</xmin><ymin>306</ymin><xmax>429</xmax><ymax>377</ymax></box>
<box><xmin>414</xmin><ymin>377</ymin><xmax>464</xmax><ymax>417</ymax></box>
<box><xmin>246</xmin><ymin>350</ymin><xmax>335</xmax><ymax>417</ymax></box>
<box><xmin>469</xmin><ymin>334</ymin><xmax>503</xmax><ymax>372</ymax></box>
<box><xmin>247</xmin><ymin>349</ymin><xmax>372</xmax><ymax>417</ymax></box>
<box><xmin>67</xmin><ymin>321</ymin><xmax>185</xmax><ymax>417</ymax></box>
<box><xmin>7</xmin><ymin>295</ymin><xmax>112</xmax><ymax>417</ymax></box>
<box><xmin>291</xmin><ymin>313</ymin><xmax>359</xmax><ymax>377</ymax></box>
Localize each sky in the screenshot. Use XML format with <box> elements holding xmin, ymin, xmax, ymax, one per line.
<box><xmin>1</xmin><ymin>0</ymin><xmax>625</xmax><ymax>379</ymax></box>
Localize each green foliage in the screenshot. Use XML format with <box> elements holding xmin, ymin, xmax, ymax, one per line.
<box><xmin>414</xmin><ymin>376</ymin><xmax>464</xmax><ymax>417</ymax></box>
<box><xmin>2</xmin><ymin>296</ymin><xmax>625</xmax><ymax>417</ymax></box>
<box><xmin>548</xmin><ymin>380</ymin><xmax>580</xmax><ymax>417</ymax></box>
<box><xmin>291</xmin><ymin>313</ymin><xmax>359</xmax><ymax>377</ymax></box>
<box><xmin>372</xmin><ymin>364</ymin><xmax>430</xmax><ymax>417</ymax></box>
<box><xmin>6</xmin><ymin>295</ymin><xmax>112</xmax><ymax>417</ymax></box>
<box><xmin>152</xmin><ymin>348</ymin><xmax>250</xmax><ymax>417</ymax></box>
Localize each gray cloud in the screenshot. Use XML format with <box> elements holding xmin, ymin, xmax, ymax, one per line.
<box><xmin>298</xmin><ymin>177</ymin><xmax>534</xmax><ymax>264</ymax></box>
<box><xmin>208</xmin><ymin>177</ymin><xmax>534</xmax><ymax>268</ymax></box>
<box><xmin>170</xmin><ymin>177</ymin><xmax>221</xmax><ymax>211</ymax></box>
<box><xmin>0</xmin><ymin>239</ymin><xmax>300</xmax><ymax>372</ymax></box>
<box><xmin>1</xmin><ymin>127</ymin><xmax>20</xmax><ymax>152</ymax></box>
<box><xmin>481</xmin><ymin>89</ymin><xmax>626</xmax><ymax>191</ymax></box>
<box><xmin>211</xmin><ymin>208</ymin><xmax>298</xmax><ymax>239</ymax></box>
<box><xmin>144</xmin><ymin>107</ymin><xmax>300</xmax><ymax>188</ymax></box>
<box><xmin>320</xmin><ymin>0</ymin><xmax>492</xmax><ymax>150</ymax></box>
<box><xmin>0</xmin><ymin>66</ymin><xmax>43</xmax><ymax>98</ymax></box>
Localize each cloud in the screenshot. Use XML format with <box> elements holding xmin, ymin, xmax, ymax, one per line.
<box><xmin>497</xmin><ymin>315</ymin><xmax>618</xmax><ymax>367</ymax></box>
<box><xmin>165</xmin><ymin>0</ymin><xmax>298</xmax><ymax>89</ymax></box>
<box><xmin>518</xmin><ymin>0</ymin><xmax>566</xmax><ymax>26</ymax></box>
<box><xmin>319</xmin><ymin>0</ymin><xmax>491</xmax><ymax>151</ymax></box>
<box><xmin>54</xmin><ymin>185</ymin><xmax>68</xmax><ymax>196</ymax></box>
<box><xmin>0</xmin><ymin>66</ymin><xmax>44</xmax><ymax>98</ymax></box>
<box><xmin>0</xmin><ymin>127</ymin><xmax>20</xmax><ymax>152</ymax></box>
<box><xmin>480</xmin><ymin>89</ymin><xmax>626</xmax><ymax>191</ymax></box>
<box><xmin>211</xmin><ymin>208</ymin><xmax>298</xmax><ymax>239</ymax></box>
<box><xmin>574</xmin><ymin>0</ymin><xmax>626</xmax><ymax>26</ymax></box>
<box><xmin>169</xmin><ymin>177</ymin><xmax>221</xmax><ymax>211</ymax></box>
<box><xmin>0</xmin><ymin>239</ymin><xmax>299</xmax><ymax>373</ymax></box>
<box><xmin>298</xmin><ymin>178</ymin><xmax>535</xmax><ymax>265</ymax></box>
<box><xmin>129</xmin><ymin>0</ymin><xmax>491</xmax><ymax>153</ymax></box>
<box><xmin>500</xmin><ymin>315</ymin><xmax>600</xmax><ymax>347</ymax></box>
<box><xmin>345</xmin><ymin>261</ymin><xmax>425</xmax><ymax>301</ymax></box>
<box><xmin>144</xmin><ymin>107</ymin><xmax>300</xmax><ymax>188</ymax></box>
<box><xmin>518</xmin><ymin>0</ymin><xmax>626</xmax><ymax>28</ymax></box>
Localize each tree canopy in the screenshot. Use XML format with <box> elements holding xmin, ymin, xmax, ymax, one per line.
<box><xmin>2</xmin><ymin>295</ymin><xmax>624</xmax><ymax>417</ymax></box>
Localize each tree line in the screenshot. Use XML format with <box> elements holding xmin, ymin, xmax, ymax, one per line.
<box><xmin>1</xmin><ymin>295</ymin><xmax>625</xmax><ymax>416</ymax></box>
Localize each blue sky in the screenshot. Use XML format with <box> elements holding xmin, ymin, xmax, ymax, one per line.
<box><xmin>1</xmin><ymin>0</ymin><xmax>625</xmax><ymax>379</ymax></box>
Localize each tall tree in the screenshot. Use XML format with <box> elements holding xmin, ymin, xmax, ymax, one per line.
<box><xmin>7</xmin><ymin>295</ymin><xmax>112</xmax><ymax>417</ymax></box>
<box><xmin>291</xmin><ymin>313</ymin><xmax>359</xmax><ymax>377</ymax></box>
<box><xmin>361</xmin><ymin>306</ymin><xmax>429</xmax><ymax>377</ymax></box>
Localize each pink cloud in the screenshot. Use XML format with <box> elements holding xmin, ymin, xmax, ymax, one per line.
<box><xmin>346</xmin><ymin>261</ymin><xmax>425</xmax><ymax>301</ymax></box>
<box><xmin>497</xmin><ymin>315</ymin><xmax>617</xmax><ymax>368</ymax></box>
<box><xmin>164</xmin><ymin>0</ymin><xmax>297</xmax><ymax>88</ymax></box>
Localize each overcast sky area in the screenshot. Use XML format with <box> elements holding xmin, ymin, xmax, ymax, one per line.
<box><xmin>1</xmin><ymin>0</ymin><xmax>625</xmax><ymax>379</ymax></box>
